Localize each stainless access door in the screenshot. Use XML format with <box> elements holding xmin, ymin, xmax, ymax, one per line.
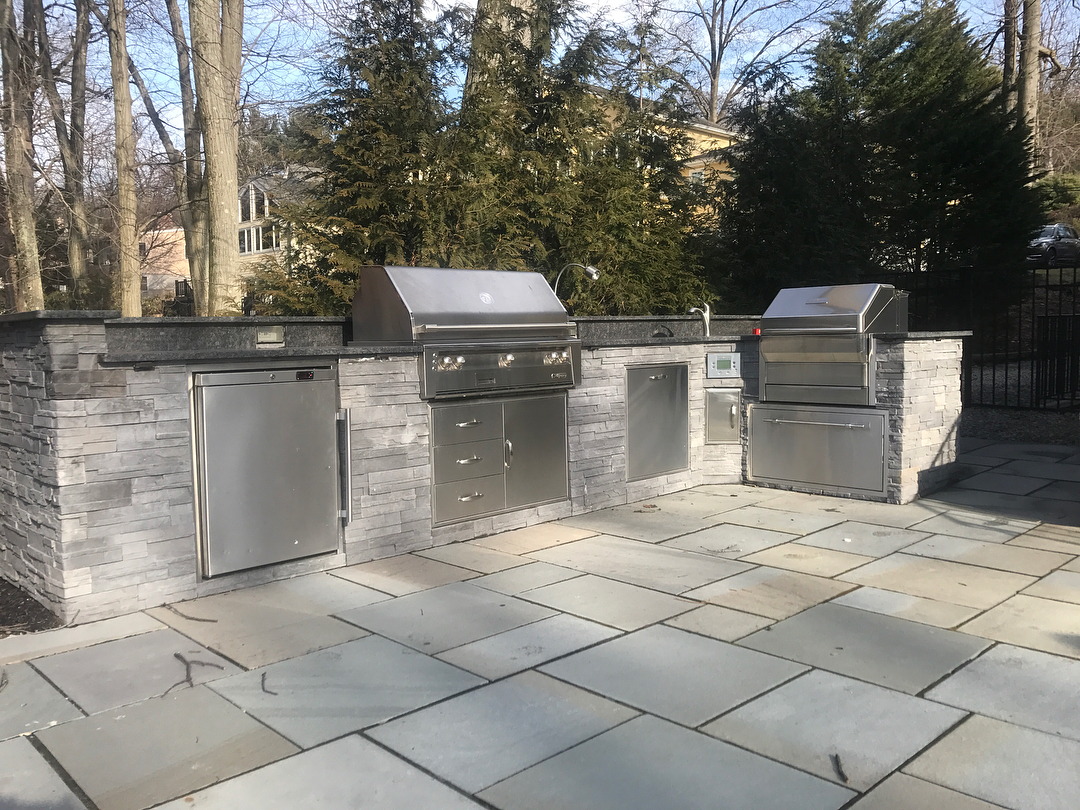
<box><xmin>194</xmin><ymin>367</ymin><xmax>340</xmax><ymax>577</ymax></box>
<box><xmin>627</xmin><ymin>364</ymin><xmax>689</xmax><ymax>481</ymax></box>
<box><xmin>504</xmin><ymin>392</ymin><xmax>568</xmax><ymax>509</ymax></box>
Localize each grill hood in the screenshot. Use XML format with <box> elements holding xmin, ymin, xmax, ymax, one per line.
<box><xmin>352</xmin><ymin>266</ymin><xmax>574</xmax><ymax>344</ymax></box>
<box><xmin>760</xmin><ymin>284</ymin><xmax>908</xmax><ymax>335</ymax></box>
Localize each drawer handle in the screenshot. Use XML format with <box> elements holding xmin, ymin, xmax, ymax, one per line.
<box><xmin>456</xmin><ymin>455</ymin><xmax>482</xmax><ymax>465</ymax></box>
<box><xmin>649</xmin><ymin>374</ymin><xmax>668</xmax><ymax>380</ymax></box>
<box><xmin>455</xmin><ymin>420</ymin><xmax>482</xmax><ymax>428</ymax></box>
<box><xmin>730</xmin><ymin>403</ymin><xmax>737</xmax><ymax>429</ymax></box>
<box><xmin>458</xmin><ymin>492</ymin><xmax>484</xmax><ymax>502</ymax></box>
<box><xmin>763</xmin><ymin>418</ymin><xmax>869</xmax><ymax>430</ymax></box>
<box><xmin>504</xmin><ymin>439</ymin><xmax>513</xmax><ymax>470</ymax></box>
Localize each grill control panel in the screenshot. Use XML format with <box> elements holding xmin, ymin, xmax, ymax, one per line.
<box><xmin>421</xmin><ymin>341</ymin><xmax>581</xmax><ymax>399</ymax></box>
<box><xmin>706</xmin><ymin>352</ymin><xmax>741</xmax><ymax>379</ymax></box>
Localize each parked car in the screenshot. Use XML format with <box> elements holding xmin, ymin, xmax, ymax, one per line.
<box><xmin>1027</xmin><ymin>223</ymin><xmax>1080</xmax><ymax>268</ymax></box>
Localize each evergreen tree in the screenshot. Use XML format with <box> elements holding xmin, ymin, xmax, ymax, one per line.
<box><xmin>715</xmin><ymin>0</ymin><xmax>1041</xmax><ymax>313</ymax></box>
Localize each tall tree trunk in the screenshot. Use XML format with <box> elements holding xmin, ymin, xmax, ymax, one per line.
<box><xmin>1003</xmin><ymin>0</ymin><xmax>1018</xmax><ymax>112</ymax></box>
<box><xmin>35</xmin><ymin>0</ymin><xmax>90</xmax><ymax>302</ymax></box>
<box><xmin>105</xmin><ymin>0</ymin><xmax>140</xmax><ymax>316</ymax></box>
<box><xmin>0</xmin><ymin>0</ymin><xmax>44</xmax><ymax>311</ymax></box>
<box><xmin>189</xmin><ymin>0</ymin><xmax>242</xmax><ymax>314</ymax></box>
<box><xmin>1017</xmin><ymin>0</ymin><xmax>1041</xmax><ymax>163</ymax></box>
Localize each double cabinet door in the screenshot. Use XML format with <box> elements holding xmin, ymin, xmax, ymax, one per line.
<box><xmin>432</xmin><ymin>393</ymin><xmax>568</xmax><ymax>525</ymax></box>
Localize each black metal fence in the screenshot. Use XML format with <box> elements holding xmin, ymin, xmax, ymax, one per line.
<box><xmin>868</xmin><ymin>264</ymin><xmax>1080</xmax><ymax>410</ymax></box>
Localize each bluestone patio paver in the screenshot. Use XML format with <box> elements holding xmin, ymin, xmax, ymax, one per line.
<box><xmin>954</xmin><ymin>471</ymin><xmax>1054</xmax><ymax>496</ymax></box>
<box><xmin>1007</xmin><ymin>523</ymin><xmax>1080</xmax><ymax>555</ymax></box>
<box><xmin>927</xmin><ymin>489</ymin><xmax>1080</xmax><ymax>525</ymax></box>
<box><xmin>207</xmin><ymin>635</ymin><xmax>484</xmax><ymax>747</ymax></box>
<box><xmin>1021</xmin><ymin>568</ymin><xmax>1080</xmax><ymax>603</ymax></box>
<box><xmin>750</xmin><ymin>493</ymin><xmax>947</xmax><ymax>529</ymax></box>
<box><xmin>0</xmin><ymin>661</ymin><xmax>82</xmax><ymax>740</ymax></box>
<box><xmin>559</xmin><ymin>504</ymin><xmax>723</xmax><ymax>543</ymax></box>
<box><xmin>716</xmin><ymin>505</ymin><xmax>844</xmax><ymax>536</ymax></box>
<box><xmin>469</xmin><ymin>561</ymin><xmax>583</xmax><ymax>595</ymax></box>
<box><xmin>927</xmin><ymin>644</ymin><xmax>1080</xmax><ymax>741</ymax></box>
<box><xmin>959</xmin><ymin>594</ymin><xmax>1080</xmax><ymax>659</ymax></box>
<box><xmin>831</xmin><ymin>587</ymin><xmax>980</xmax><ymax>629</ymax></box>
<box><xmin>331</xmin><ymin>553</ymin><xmax>476</xmax><ymax>595</ymax></box>
<box><xmin>634</xmin><ymin>489</ymin><xmax>738</xmax><ymax>518</ymax></box>
<box><xmin>35</xmin><ymin>686</ymin><xmax>298</xmax><ymax>810</ymax></box>
<box><xmin>147</xmin><ymin>579</ymin><xmax>378</xmax><ymax>668</ymax></box>
<box><xmin>469</xmin><ymin>523</ymin><xmax>596</xmax><ymax>555</ymax></box>
<box><xmin>739</xmin><ymin>543</ymin><xmax>874</xmax><ymax>577</ymax></box>
<box><xmin>969</xmin><ymin>443</ymin><xmax>1077</xmax><ymax>462</ymax></box>
<box><xmin>663</xmin><ymin>604</ymin><xmax>775</xmax><ymax>641</ymax></box>
<box><xmin>1034</xmin><ymin>480</ymin><xmax>1080</xmax><ymax>501</ymax></box>
<box><xmin>0</xmin><ymin>612</ymin><xmax>164</xmax><ymax>666</ymax></box>
<box><xmin>796</xmin><ymin>521</ymin><xmax>930</xmax><ymax>557</ymax></box>
<box><xmin>436</xmin><ymin>613</ymin><xmax>620</xmax><ymax>679</ymax></box>
<box><xmin>519</xmin><ymin>574</ymin><xmax>696</xmax><ymax>630</ymax></box>
<box><xmin>540</xmin><ymin>625</ymin><xmax>806</xmax><ymax>727</ymax></box>
<box><xmin>838</xmin><ymin>554</ymin><xmax>1036</xmax><ymax>610</ymax></box>
<box><xmin>850</xmin><ymin>773</ymin><xmax>1007</xmax><ymax>810</ymax></box>
<box><xmin>905</xmin><ymin>715</ymin><xmax>1080</xmax><ymax>810</ymax></box>
<box><xmin>416</xmin><ymin>543</ymin><xmax>531</xmax><ymax>574</ymax></box>
<box><xmin>662</xmin><ymin>523</ymin><xmax>797</xmax><ymax>558</ymax></box>
<box><xmin>903</xmin><ymin>535</ymin><xmax>1070</xmax><ymax>577</ymax></box>
<box><xmin>703</xmin><ymin>669</ymin><xmax>965</xmax><ymax>790</ymax></box>
<box><xmin>476</xmin><ymin>714</ymin><xmax>855</xmax><ymax>810</ymax></box>
<box><xmin>528</xmin><ymin>534</ymin><xmax>751</xmax><ymax>594</ymax></box>
<box><xmin>0</xmin><ymin>736</ymin><xmax>85</xmax><ymax>810</ymax></box>
<box><xmin>32</xmin><ymin>628</ymin><xmax>240</xmax><ymax>714</ymax></box>
<box><xmin>908</xmin><ymin>510</ymin><xmax>1035</xmax><ymax>542</ymax></box>
<box><xmin>1064</xmin><ymin>556</ymin><xmax>1080</xmax><ymax>572</ymax></box>
<box><xmin>368</xmin><ymin>670</ymin><xmax>636</xmax><ymax>793</ymax></box>
<box><xmin>335</xmin><ymin>581</ymin><xmax>556</xmax><ymax>653</ymax></box>
<box><xmin>154</xmin><ymin>734</ymin><xmax>484</xmax><ymax>809</ymax></box>
<box><xmin>998</xmin><ymin>458</ymin><xmax>1080</xmax><ymax>482</ymax></box>
<box><xmin>739</xmin><ymin>603</ymin><xmax>990</xmax><ymax>694</ymax></box>
<box><xmin>682</xmin><ymin>567</ymin><xmax>854</xmax><ymax>619</ymax></box>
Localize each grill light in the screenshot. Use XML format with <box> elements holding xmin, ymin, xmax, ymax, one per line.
<box><xmin>553</xmin><ymin>263</ymin><xmax>601</xmax><ymax>298</ymax></box>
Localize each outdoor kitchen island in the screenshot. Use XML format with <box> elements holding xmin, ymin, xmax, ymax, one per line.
<box><xmin>0</xmin><ymin>278</ymin><xmax>965</xmax><ymax>623</ymax></box>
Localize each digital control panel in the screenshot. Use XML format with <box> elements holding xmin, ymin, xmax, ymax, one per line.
<box><xmin>705</xmin><ymin>352</ymin><xmax>741</xmax><ymax>379</ymax></box>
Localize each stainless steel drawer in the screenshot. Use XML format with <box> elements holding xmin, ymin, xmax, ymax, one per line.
<box><xmin>434</xmin><ymin>438</ymin><xmax>506</xmax><ymax>484</ymax></box>
<box><xmin>434</xmin><ymin>474</ymin><xmax>507</xmax><ymax>523</ymax></box>
<box><xmin>748</xmin><ymin>403</ymin><xmax>887</xmax><ymax>497</ymax></box>
<box><xmin>431</xmin><ymin>401</ymin><xmax>504</xmax><ymax>445</ymax></box>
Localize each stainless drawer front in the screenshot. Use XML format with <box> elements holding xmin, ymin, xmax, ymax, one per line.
<box><xmin>748</xmin><ymin>404</ymin><xmax>887</xmax><ymax>496</ymax></box>
<box><xmin>434</xmin><ymin>438</ymin><xmax>506</xmax><ymax>483</ymax></box>
<box><xmin>705</xmin><ymin>389</ymin><xmax>741</xmax><ymax>444</ymax></box>
<box><xmin>431</xmin><ymin>401</ymin><xmax>503</xmax><ymax>445</ymax></box>
<box><xmin>434</xmin><ymin>474</ymin><xmax>507</xmax><ymax>523</ymax></box>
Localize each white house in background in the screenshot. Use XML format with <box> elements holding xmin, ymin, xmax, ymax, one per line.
<box><xmin>139</xmin><ymin>226</ymin><xmax>189</xmax><ymax>301</ymax></box>
<box><xmin>237</xmin><ymin>177</ymin><xmax>283</xmax><ymax>263</ymax></box>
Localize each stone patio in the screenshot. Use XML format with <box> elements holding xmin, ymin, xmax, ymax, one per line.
<box><xmin>2</xmin><ymin>438</ymin><xmax>1080</xmax><ymax>810</ymax></box>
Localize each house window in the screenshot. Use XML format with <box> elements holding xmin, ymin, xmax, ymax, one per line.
<box><xmin>141</xmin><ymin>275</ymin><xmax>148</xmax><ymax>292</ymax></box>
<box><xmin>240</xmin><ymin>189</ymin><xmax>251</xmax><ymax>222</ymax></box>
<box><xmin>689</xmin><ymin>170</ymin><xmax>704</xmax><ymax>185</ymax></box>
<box><xmin>254</xmin><ymin>188</ymin><xmax>266</xmax><ymax>218</ymax></box>
<box><xmin>239</xmin><ymin>228</ymin><xmax>250</xmax><ymax>254</ymax></box>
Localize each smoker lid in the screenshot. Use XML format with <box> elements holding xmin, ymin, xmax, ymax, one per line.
<box><xmin>759</xmin><ymin>283</ymin><xmax>905</xmax><ymax>334</ymax></box>
<box><xmin>352</xmin><ymin>266</ymin><xmax>572</xmax><ymax>343</ymax></box>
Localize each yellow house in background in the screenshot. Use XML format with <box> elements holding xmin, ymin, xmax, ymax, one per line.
<box><xmin>680</xmin><ymin>118</ymin><xmax>737</xmax><ymax>184</ymax></box>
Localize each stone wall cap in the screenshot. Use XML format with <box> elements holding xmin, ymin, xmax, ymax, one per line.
<box><xmin>0</xmin><ymin>310</ymin><xmax>119</xmax><ymax>325</ymax></box>
<box><xmin>874</xmin><ymin>331</ymin><xmax>972</xmax><ymax>340</ymax></box>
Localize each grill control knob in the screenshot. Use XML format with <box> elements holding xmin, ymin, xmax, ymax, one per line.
<box><xmin>441</xmin><ymin>356</ymin><xmax>452</xmax><ymax>366</ymax></box>
<box><xmin>505</xmin><ymin>353</ymin><xmax>514</xmax><ymax>363</ymax></box>
<box><xmin>456</xmin><ymin>356</ymin><xmax>465</xmax><ymax>365</ymax></box>
<box><xmin>560</xmin><ymin>350</ymin><xmax>569</xmax><ymax>360</ymax></box>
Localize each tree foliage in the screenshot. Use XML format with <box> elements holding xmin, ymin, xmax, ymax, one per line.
<box><xmin>252</xmin><ymin>0</ymin><xmax>711</xmax><ymax>316</ymax></box>
<box><xmin>713</xmin><ymin>0</ymin><xmax>1042</xmax><ymax>312</ymax></box>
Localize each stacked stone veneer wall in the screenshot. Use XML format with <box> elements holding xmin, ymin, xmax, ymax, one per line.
<box><xmin>2</xmin><ymin>322</ymin><xmax>747</xmax><ymax>622</ymax></box>
<box><xmin>876</xmin><ymin>336</ymin><xmax>963</xmax><ymax>503</ymax></box>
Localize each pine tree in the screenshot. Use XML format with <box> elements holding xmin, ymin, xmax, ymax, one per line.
<box><xmin>715</xmin><ymin>0</ymin><xmax>1041</xmax><ymax>312</ymax></box>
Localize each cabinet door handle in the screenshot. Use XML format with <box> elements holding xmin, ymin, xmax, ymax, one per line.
<box><xmin>649</xmin><ymin>374</ymin><xmax>668</xmax><ymax>380</ymax></box>
<box><xmin>730</xmin><ymin>403</ymin><xmax>737</xmax><ymax>428</ymax></box>
<box><xmin>458</xmin><ymin>492</ymin><xmax>484</xmax><ymax>502</ymax></box>
<box><xmin>504</xmin><ymin>439</ymin><xmax>513</xmax><ymax>470</ymax></box>
<box><xmin>456</xmin><ymin>455</ymin><xmax>482</xmax><ymax>465</ymax></box>
<box><xmin>455</xmin><ymin>420</ymin><xmax>482</xmax><ymax>428</ymax></box>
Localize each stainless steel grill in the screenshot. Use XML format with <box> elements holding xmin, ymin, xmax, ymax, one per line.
<box><xmin>749</xmin><ymin>283</ymin><xmax>908</xmax><ymax>500</ymax></box>
<box><xmin>758</xmin><ymin>283</ymin><xmax>907</xmax><ymax>406</ymax></box>
<box><xmin>353</xmin><ymin>265</ymin><xmax>582</xmax><ymax>400</ymax></box>
<box><xmin>352</xmin><ymin>265</ymin><xmax>578</xmax><ymax>525</ymax></box>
